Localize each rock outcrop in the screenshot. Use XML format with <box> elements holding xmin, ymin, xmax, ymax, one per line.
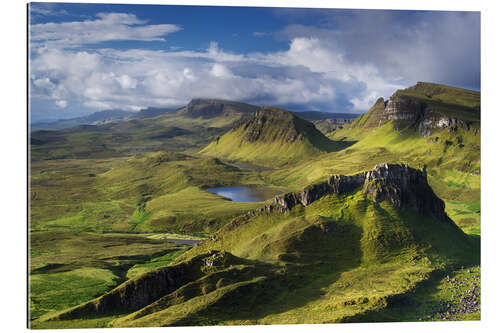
<box><xmin>182</xmin><ymin>98</ymin><xmax>258</xmax><ymax>118</ymax></box>
<box><xmin>51</xmin><ymin>264</ymin><xmax>187</xmax><ymax>320</ymax></box>
<box><xmin>268</xmin><ymin>164</ymin><xmax>452</xmax><ymax>223</ymax></box>
<box><xmin>362</xmin><ymin>164</ymin><xmax>449</xmax><ymax>222</ymax></box>
<box><xmin>369</xmin><ymin>94</ymin><xmax>471</xmax><ymax>136</ymax></box>
<box><xmin>355</xmin><ymin>82</ymin><xmax>479</xmax><ymax>136</ymax></box>
<box><xmin>46</xmin><ymin>252</ymin><xmax>235</xmax><ymax>321</ymax></box>
<box><xmin>272</xmin><ymin>173</ymin><xmax>365</xmax><ymax>211</ymax></box>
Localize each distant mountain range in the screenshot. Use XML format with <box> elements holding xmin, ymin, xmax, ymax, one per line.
<box><xmin>30</xmin><ymin>107</ymin><xmax>178</xmax><ymax>131</ymax></box>
<box><xmin>30</xmin><ymin>100</ymin><xmax>360</xmax><ymax>132</ymax></box>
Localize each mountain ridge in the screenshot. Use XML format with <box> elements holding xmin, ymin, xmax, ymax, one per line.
<box><xmin>351</xmin><ymin>82</ymin><xmax>480</xmax><ymax>136</ymax></box>
<box><xmin>200</xmin><ymin>106</ymin><xmax>340</xmax><ymax>165</ymax></box>
<box><xmin>31</xmin><ymin>107</ymin><xmax>178</xmax><ymax>131</ymax></box>
<box><xmin>178</xmin><ymin>98</ymin><xmax>259</xmax><ymax>119</ymax></box>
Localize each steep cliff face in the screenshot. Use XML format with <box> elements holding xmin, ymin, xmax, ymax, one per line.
<box><xmin>353</xmin><ymin>82</ymin><xmax>480</xmax><ymax>136</ymax></box>
<box><xmin>44</xmin><ymin>251</ymin><xmax>255</xmax><ymax>323</ymax></box>
<box><xmin>363</xmin><ymin>164</ymin><xmax>449</xmax><ymax>222</ymax></box>
<box><xmin>46</xmin><ymin>252</ymin><xmax>242</xmax><ymax>320</ymax></box>
<box><xmin>51</xmin><ymin>263</ymin><xmax>188</xmax><ymax>320</ymax></box>
<box><xmin>180</xmin><ymin>99</ymin><xmax>258</xmax><ymax>118</ymax></box>
<box><xmin>269</xmin><ymin>164</ymin><xmax>451</xmax><ymax>223</ymax></box>
<box><xmin>383</xmin><ymin>93</ymin><xmax>472</xmax><ymax>136</ymax></box>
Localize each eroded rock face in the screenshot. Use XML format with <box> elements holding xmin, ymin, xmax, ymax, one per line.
<box><xmin>47</xmin><ymin>251</ymin><xmax>240</xmax><ymax>321</ymax></box>
<box><xmin>380</xmin><ymin>94</ymin><xmax>469</xmax><ymax>136</ymax></box>
<box><xmin>271</xmin><ymin>174</ymin><xmax>366</xmax><ymax>213</ymax></box>
<box><xmin>364</xmin><ymin>90</ymin><xmax>474</xmax><ymax>136</ymax></box>
<box><xmin>52</xmin><ymin>264</ymin><xmax>187</xmax><ymax>320</ymax></box>
<box><xmin>269</xmin><ymin>164</ymin><xmax>452</xmax><ymax>223</ymax></box>
<box><xmin>183</xmin><ymin>98</ymin><xmax>258</xmax><ymax>118</ymax></box>
<box><xmin>417</xmin><ymin>116</ymin><xmax>469</xmax><ymax>137</ymax></box>
<box><xmin>363</xmin><ymin>164</ymin><xmax>449</xmax><ymax>222</ymax></box>
<box><xmin>185</xmin><ymin>99</ymin><xmax>225</xmax><ymax>118</ymax></box>
<box><xmin>384</xmin><ymin>95</ymin><xmax>425</xmax><ymax>126</ymax></box>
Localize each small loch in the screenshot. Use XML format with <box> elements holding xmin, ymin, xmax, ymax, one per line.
<box><xmin>206</xmin><ymin>186</ymin><xmax>280</xmax><ymax>202</ymax></box>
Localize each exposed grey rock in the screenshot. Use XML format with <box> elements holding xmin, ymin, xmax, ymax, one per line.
<box><xmin>203</xmin><ymin>251</ymin><xmax>229</xmax><ymax>267</ymax></box>
<box><xmin>367</xmin><ymin>91</ymin><xmax>475</xmax><ymax>137</ymax></box>
<box><xmin>48</xmin><ymin>251</ymin><xmax>234</xmax><ymax>321</ymax></box>
<box><xmin>363</xmin><ymin>164</ymin><xmax>450</xmax><ymax>222</ymax></box>
<box><xmin>267</xmin><ymin>164</ymin><xmax>452</xmax><ymax>223</ymax></box>
<box><xmin>52</xmin><ymin>264</ymin><xmax>187</xmax><ymax>320</ymax></box>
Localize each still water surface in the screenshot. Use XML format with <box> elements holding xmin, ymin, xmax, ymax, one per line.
<box><xmin>206</xmin><ymin>186</ymin><xmax>278</xmax><ymax>202</ymax></box>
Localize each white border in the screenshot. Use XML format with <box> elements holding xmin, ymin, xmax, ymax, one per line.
<box><xmin>2</xmin><ymin>0</ymin><xmax>499</xmax><ymax>332</ymax></box>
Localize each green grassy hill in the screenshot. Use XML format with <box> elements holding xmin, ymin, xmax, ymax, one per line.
<box><xmin>266</xmin><ymin>82</ymin><xmax>480</xmax><ymax>234</ymax></box>
<box><xmin>200</xmin><ymin>106</ymin><xmax>346</xmax><ymax>166</ymax></box>
<box><xmin>178</xmin><ymin>98</ymin><xmax>258</xmax><ymax>118</ymax></box>
<box><xmin>351</xmin><ymin>82</ymin><xmax>479</xmax><ymax>132</ymax></box>
<box><xmin>32</xmin><ymin>165</ymin><xmax>478</xmax><ymax>328</ymax></box>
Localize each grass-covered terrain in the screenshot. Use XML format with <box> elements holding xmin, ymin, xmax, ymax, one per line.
<box><xmin>29</xmin><ymin>82</ymin><xmax>481</xmax><ymax>328</ymax></box>
<box><xmin>30</xmin><ymin>151</ymin><xmax>286</xmax><ymax>234</ymax></box>
<box><xmin>29</xmin><ymin>231</ymin><xmax>190</xmax><ymax>320</ymax></box>
<box><xmin>200</xmin><ymin>106</ymin><xmax>352</xmax><ymax>166</ymax></box>
<box><xmin>32</xmin><ymin>179</ymin><xmax>479</xmax><ymax>327</ymax></box>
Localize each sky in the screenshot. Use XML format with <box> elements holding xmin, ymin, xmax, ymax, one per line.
<box><xmin>28</xmin><ymin>2</ymin><xmax>480</xmax><ymax>122</ymax></box>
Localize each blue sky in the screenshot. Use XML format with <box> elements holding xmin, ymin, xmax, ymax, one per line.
<box><xmin>29</xmin><ymin>2</ymin><xmax>480</xmax><ymax>122</ymax></box>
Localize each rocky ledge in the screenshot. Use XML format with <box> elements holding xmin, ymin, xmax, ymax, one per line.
<box><xmin>384</xmin><ymin>94</ymin><xmax>471</xmax><ymax>136</ymax></box>
<box><xmin>267</xmin><ymin>164</ymin><xmax>451</xmax><ymax>223</ymax></box>
<box><xmin>361</xmin><ymin>83</ymin><xmax>479</xmax><ymax>137</ymax></box>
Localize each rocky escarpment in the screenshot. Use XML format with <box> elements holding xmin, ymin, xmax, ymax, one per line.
<box><xmin>356</xmin><ymin>82</ymin><xmax>479</xmax><ymax>136</ymax></box>
<box><xmin>45</xmin><ymin>253</ymin><xmax>240</xmax><ymax>321</ymax></box>
<box><xmin>383</xmin><ymin>94</ymin><xmax>471</xmax><ymax>136</ymax></box>
<box><xmin>181</xmin><ymin>98</ymin><xmax>258</xmax><ymax>118</ymax></box>
<box><xmin>362</xmin><ymin>164</ymin><xmax>450</xmax><ymax>222</ymax></box>
<box><xmin>211</xmin><ymin>164</ymin><xmax>452</xmax><ymax>240</ymax></box>
<box><xmin>265</xmin><ymin>164</ymin><xmax>451</xmax><ymax>223</ymax></box>
<box><xmin>49</xmin><ymin>264</ymin><xmax>187</xmax><ymax>321</ymax></box>
<box><xmin>273</xmin><ymin>173</ymin><xmax>365</xmax><ymax>211</ymax></box>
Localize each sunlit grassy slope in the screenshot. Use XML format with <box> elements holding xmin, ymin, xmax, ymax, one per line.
<box><xmin>30</xmin><ymin>151</ymin><xmax>286</xmax><ymax>235</ymax></box>
<box><xmin>34</xmin><ymin>183</ymin><xmax>478</xmax><ymax>328</ymax></box>
<box><xmin>200</xmin><ymin>106</ymin><xmax>348</xmax><ymax>166</ymax></box>
<box><xmin>249</xmin><ymin>120</ymin><xmax>481</xmax><ymax>234</ymax></box>
<box><xmin>29</xmin><ymin>231</ymin><xmax>189</xmax><ymax>320</ymax></box>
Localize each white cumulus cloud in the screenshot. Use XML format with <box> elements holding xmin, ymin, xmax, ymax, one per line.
<box><xmin>30</xmin><ymin>12</ymin><xmax>182</xmax><ymax>48</ymax></box>
<box><xmin>30</xmin><ymin>10</ymin><xmax>478</xmax><ymax>120</ymax></box>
